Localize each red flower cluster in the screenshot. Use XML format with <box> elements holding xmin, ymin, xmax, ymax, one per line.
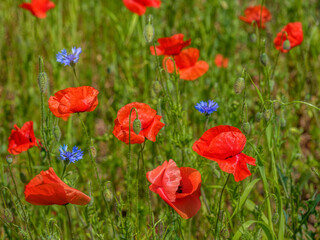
<box><xmin>20</xmin><ymin>0</ymin><xmax>55</xmax><ymax>19</ymax></box>
<box><xmin>163</xmin><ymin>48</ymin><xmax>209</xmax><ymax>81</ymax></box>
<box><xmin>147</xmin><ymin>159</ymin><xmax>201</xmax><ymax>219</ymax></box>
<box><xmin>25</xmin><ymin>168</ymin><xmax>91</xmax><ymax>206</ymax></box>
<box><xmin>273</xmin><ymin>22</ymin><xmax>303</xmax><ymax>53</ymax></box>
<box><xmin>113</xmin><ymin>102</ymin><xmax>165</xmax><ymax>144</ymax></box>
<box><xmin>48</xmin><ymin>86</ymin><xmax>99</xmax><ymax>121</ymax></box>
<box><xmin>150</xmin><ymin>34</ymin><xmax>191</xmax><ymax>56</ymax></box>
<box><xmin>214</xmin><ymin>54</ymin><xmax>229</xmax><ymax>68</ymax></box>
<box><xmin>239</xmin><ymin>5</ymin><xmax>272</xmax><ymax>29</ymax></box>
<box><xmin>123</xmin><ymin>0</ymin><xmax>161</xmax><ymax>16</ymax></box>
<box><xmin>193</xmin><ymin>125</ymin><xmax>256</xmax><ymax>182</ymax></box>
<box><xmin>8</xmin><ymin>121</ymin><xmax>40</xmax><ymax>155</ymax></box>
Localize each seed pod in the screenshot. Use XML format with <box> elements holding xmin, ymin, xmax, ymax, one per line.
<box><xmin>241</xmin><ymin>122</ymin><xmax>251</xmax><ymax>135</ymax></box>
<box><xmin>6</xmin><ymin>155</ymin><xmax>13</xmax><ymax>165</ymax></box>
<box><xmin>283</xmin><ymin>40</ymin><xmax>291</xmax><ymax>50</ymax></box>
<box><xmin>53</xmin><ymin>125</ymin><xmax>61</xmax><ymax>142</ymax></box>
<box><xmin>133</xmin><ymin>119</ymin><xmax>142</xmax><ymax>135</ymax></box>
<box><xmin>234</xmin><ymin>77</ymin><xmax>245</xmax><ymax>94</ymax></box>
<box><xmin>260</xmin><ymin>53</ymin><xmax>269</xmax><ymax>66</ymax></box>
<box><xmin>255</xmin><ymin>112</ymin><xmax>263</xmax><ymax>122</ymax></box>
<box><xmin>38</xmin><ymin>72</ymin><xmax>48</xmax><ymax>93</ymax></box>
<box><xmin>249</xmin><ymin>33</ymin><xmax>257</xmax><ymax>43</ymax></box>
<box><xmin>264</xmin><ymin>109</ymin><xmax>271</xmax><ymax>121</ymax></box>
<box><xmin>20</xmin><ymin>172</ymin><xmax>28</xmax><ymax>184</ymax></box>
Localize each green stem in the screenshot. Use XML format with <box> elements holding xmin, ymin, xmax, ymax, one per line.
<box><xmin>61</xmin><ymin>161</ymin><xmax>68</xmax><ymax>180</ymax></box>
<box><xmin>214</xmin><ymin>174</ymin><xmax>230</xmax><ymax>239</ymax></box>
<box><xmin>71</xmin><ymin>65</ymin><xmax>79</xmax><ymax>86</ymax></box>
<box><xmin>8</xmin><ymin>164</ymin><xmax>33</xmax><ymax>240</ymax></box>
<box><xmin>64</xmin><ymin>205</ymin><xmax>74</xmax><ymax>240</ymax></box>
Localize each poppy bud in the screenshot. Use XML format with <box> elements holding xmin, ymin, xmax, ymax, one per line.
<box><xmin>6</xmin><ymin>155</ymin><xmax>13</xmax><ymax>165</ymax></box>
<box><xmin>152</xmin><ymin>80</ymin><xmax>162</xmax><ymax>95</ymax></box>
<box><xmin>38</xmin><ymin>72</ymin><xmax>48</xmax><ymax>93</ymax></box>
<box><xmin>249</xmin><ymin>33</ymin><xmax>257</xmax><ymax>43</ymax></box>
<box><xmin>3</xmin><ymin>208</ymin><xmax>13</xmax><ymax>223</ymax></box>
<box><xmin>264</xmin><ymin>109</ymin><xmax>271</xmax><ymax>121</ymax></box>
<box><xmin>20</xmin><ymin>172</ymin><xmax>28</xmax><ymax>184</ymax></box>
<box><xmin>144</xmin><ymin>15</ymin><xmax>154</xmax><ymax>43</ymax></box>
<box><xmin>260</xmin><ymin>53</ymin><xmax>269</xmax><ymax>66</ymax></box>
<box><xmin>90</xmin><ymin>146</ymin><xmax>97</xmax><ymax>158</ymax></box>
<box><xmin>283</xmin><ymin>40</ymin><xmax>291</xmax><ymax>50</ymax></box>
<box><xmin>104</xmin><ymin>182</ymin><xmax>113</xmax><ymax>202</ymax></box>
<box><xmin>133</xmin><ymin>119</ymin><xmax>142</xmax><ymax>135</ymax></box>
<box><xmin>53</xmin><ymin>125</ymin><xmax>61</xmax><ymax>142</ymax></box>
<box><xmin>234</xmin><ymin>77</ymin><xmax>245</xmax><ymax>94</ymax></box>
<box><xmin>241</xmin><ymin>122</ymin><xmax>251</xmax><ymax>135</ymax></box>
<box><xmin>255</xmin><ymin>112</ymin><xmax>263</xmax><ymax>122</ymax></box>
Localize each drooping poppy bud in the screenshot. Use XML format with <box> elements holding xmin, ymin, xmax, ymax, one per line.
<box><xmin>133</xmin><ymin>119</ymin><xmax>142</xmax><ymax>135</ymax></box>
<box><xmin>6</xmin><ymin>155</ymin><xmax>13</xmax><ymax>165</ymax></box>
<box><xmin>255</xmin><ymin>112</ymin><xmax>263</xmax><ymax>122</ymax></box>
<box><xmin>264</xmin><ymin>109</ymin><xmax>271</xmax><ymax>121</ymax></box>
<box><xmin>282</xmin><ymin>40</ymin><xmax>291</xmax><ymax>50</ymax></box>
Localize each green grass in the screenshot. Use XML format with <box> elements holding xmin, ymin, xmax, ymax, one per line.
<box><xmin>0</xmin><ymin>0</ymin><xmax>320</xmax><ymax>239</ymax></box>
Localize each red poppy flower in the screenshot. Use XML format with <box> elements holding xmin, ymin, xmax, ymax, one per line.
<box><xmin>147</xmin><ymin>159</ymin><xmax>201</xmax><ymax>219</ymax></box>
<box><xmin>163</xmin><ymin>48</ymin><xmax>209</xmax><ymax>81</ymax></box>
<box><xmin>192</xmin><ymin>125</ymin><xmax>256</xmax><ymax>182</ymax></box>
<box><xmin>273</xmin><ymin>22</ymin><xmax>303</xmax><ymax>53</ymax></box>
<box><xmin>25</xmin><ymin>168</ymin><xmax>91</xmax><ymax>206</ymax></box>
<box><xmin>113</xmin><ymin>102</ymin><xmax>165</xmax><ymax>144</ymax></box>
<box><xmin>48</xmin><ymin>86</ymin><xmax>99</xmax><ymax>121</ymax></box>
<box><xmin>214</xmin><ymin>54</ymin><xmax>229</xmax><ymax>68</ymax></box>
<box><xmin>150</xmin><ymin>34</ymin><xmax>191</xmax><ymax>56</ymax></box>
<box><xmin>20</xmin><ymin>0</ymin><xmax>55</xmax><ymax>19</ymax></box>
<box><xmin>123</xmin><ymin>0</ymin><xmax>161</xmax><ymax>16</ymax></box>
<box><xmin>239</xmin><ymin>5</ymin><xmax>272</xmax><ymax>29</ymax></box>
<box><xmin>8</xmin><ymin>121</ymin><xmax>40</xmax><ymax>155</ymax></box>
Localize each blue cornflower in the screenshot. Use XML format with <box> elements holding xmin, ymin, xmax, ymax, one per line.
<box><xmin>59</xmin><ymin>144</ymin><xmax>83</xmax><ymax>163</ymax></box>
<box><xmin>195</xmin><ymin>100</ymin><xmax>219</xmax><ymax>116</ymax></box>
<box><xmin>56</xmin><ymin>47</ymin><xmax>82</xmax><ymax>66</ymax></box>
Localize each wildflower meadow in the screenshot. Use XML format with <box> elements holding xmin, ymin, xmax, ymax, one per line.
<box><xmin>1</xmin><ymin>0</ymin><xmax>320</xmax><ymax>239</ymax></box>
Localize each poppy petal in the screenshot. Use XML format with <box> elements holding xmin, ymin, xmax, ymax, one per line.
<box><xmin>141</xmin><ymin>115</ymin><xmax>165</xmax><ymax>142</ymax></box>
<box><xmin>175</xmin><ymin>167</ymin><xmax>201</xmax><ymax>199</ymax></box>
<box><xmin>112</xmin><ymin>118</ymin><xmax>146</xmax><ymax>144</ymax></box>
<box><xmin>179</xmin><ymin>60</ymin><xmax>209</xmax><ymax>80</ymax></box>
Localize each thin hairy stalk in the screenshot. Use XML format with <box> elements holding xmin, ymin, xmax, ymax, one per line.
<box><xmin>64</xmin><ymin>205</ymin><xmax>74</xmax><ymax>240</ymax></box>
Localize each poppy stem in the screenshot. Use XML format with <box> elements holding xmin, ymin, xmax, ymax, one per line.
<box><xmin>64</xmin><ymin>205</ymin><xmax>74</xmax><ymax>240</ymax></box>
<box><xmin>71</xmin><ymin>65</ymin><xmax>80</xmax><ymax>86</ymax></box>
<box><xmin>61</xmin><ymin>161</ymin><xmax>68</xmax><ymax>179</ymax></box>
<box><xmin>214</xmin><ymin>174</ymin><xmax>230</xmax><ymax>238</ymax></box>
<box><xmin>8</xmin><ymin>164</ymin><xmax>34</xmax><ymax>240</ymax></box>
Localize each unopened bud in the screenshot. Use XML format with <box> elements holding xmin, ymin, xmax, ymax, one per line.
<box><xmin>38</xmin><ymin>72</ymin><xmax>48</xmax><ymax>93</ymax></box>
<box><xmin>53</xmin><ymin>125</ymin><xmax>61</xmax><ymax>142</ymax></box>
<box><xmin>283</xmin><ymin>40</ymin><xmax>291</xmax><ymax>50</ymax></box>
<box><xmin>20</xmin><ymin>172</ymin><xmax>28</xmax><ymax>184</ymax></box>
<box><xmin>234</xmin><ymin>77</ymin><xmax>245</xmax><ymax>94</ymax></box>
<box><xmin>264</xmin><ymin>109</ymin><xmax>271</xmax><ymax>121</ymax></box>
<box><xmin>260</xmin><ymin>53</ymin><xmax>269</xmax><ymax>66</ymax></box>
<box><xmin>3</xmin><ymin>208</ymin><xmax>13</xmax><ymax>223</ymax></box>
<box><xmin>90</xmin><ymin>146</ymin><xmax>97</xmax><ymax>158</ymax></box>
<box><xmin>6</xmin><ymin>155</ymin><xmax>13</xmax><ymax>165</ymax></box>
<box><xmin>144</xmin><ymin>15</ymin><xmax>154</xmax><ymax>43</ymax></box>
<box><xmin>152</xmin><ymin>80</ymin><xmax>162</xmax><ymax>95</ymax></box>
<box><xmin>255</xmin><ymin>112</ymin><xmax>263</xmax><ymax>122</ymax></box>
<box><xmin>241</xmin><ymin>122</ymin><xmax>251</xmax><ymax>135</ymax></box>
<box><xmin>133</xmin><ymin>119</ymin><xmax>142</xmax><ymax>135</ymax></box>
<box><xmin>249</xmin><ymin>33</ymin><xmax>257</xmax><ymax>43</ymax></box>
<box><xmin>104</xmin><ymin>182</ymin><xmax>113</xmax><ymax>202</ymax></box>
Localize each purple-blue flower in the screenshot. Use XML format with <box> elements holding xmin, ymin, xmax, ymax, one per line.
<box><xmin>195</xmin><ymin>100</ymin><xmax>219</xmax><ymax>115</ymax></box>
<box><xmin>56</xmin><ymin>47</ymin><xmax>82</xmax><ymax>66</ymax></box>
<box><xmin>59</xmin><ymin>144</ymin><xmax>83</xmax><ymax>163</ymax></box>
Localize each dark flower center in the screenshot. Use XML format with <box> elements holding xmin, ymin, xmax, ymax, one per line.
<box><xmin>176</xmin><ymin>185</ymin><xmax>183</xmax><ymax>193</ymax></box>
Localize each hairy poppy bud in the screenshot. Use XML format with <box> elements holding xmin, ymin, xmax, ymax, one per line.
<box><xmin>241</xmin><ymin>122</ymin><xmax>251</xmax><ymax>135</ymax></box>
<box><xmin>90</xmin><ymin>146</ymin><xmax>97</xmax><ymax>158</ymax></box>
<box><xmin>264</xmin><ymin>109</ymin><xmax>271</xmax><ymax>121</ymax></box>
<box><xmin>255</xmin><ymin>112</ymin><xmax>263</xmax><ymax>122</ymax></box>
<box><xmin>133</xmin><ymin>119</ymin><xmax>142</xmax><ymax>135</ymax></box>
<box><xmin>144</xmin><ymin>15</ymin><xmax>154</xmax><ymax>43</ymax></box>
<box><xmin>38</xmin><ymin>72</ymin><xmax>48</xmax><ymax>93</ymax></box>
<box><xmin>283</xmin><ymin>40</ymin><xmax>291</xmax><ymax>50</ymax></box>
<box><xmin>20</xmin><ymin>172</ymin><xmax>28</xmax><ymax>183</ymax></box>
<box><xmin>249</xmin><ymin>33</ymin><xmax>257</xmax><ymax>43</ymax></box>
<box><xmin>234</xmin><ymin>77</ymin><xmax>245</xmax><ymax>94</ymax></box>
<box><xmin>3</xmin><ymin>208</ymin><xmax>13</xmax><ymax>223</ymax></box>
<box><xmin>6</xmin><ymin>155</ymin><xmax>13</xmax><ymax>165</ymax></box>
<box><xmin>260</xmin><ymin>53</ymin><xmax>268</xmax><ymax>66</ymax></box>
<box><xmin>152</xmin><ymin>80</ymin><xmax>162</xmax><ymax>95</ymax></box>
<box><xmin>53</xmin><ymin>125</ymin><xmax>61</xmax><ymax>142</ymax></box>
